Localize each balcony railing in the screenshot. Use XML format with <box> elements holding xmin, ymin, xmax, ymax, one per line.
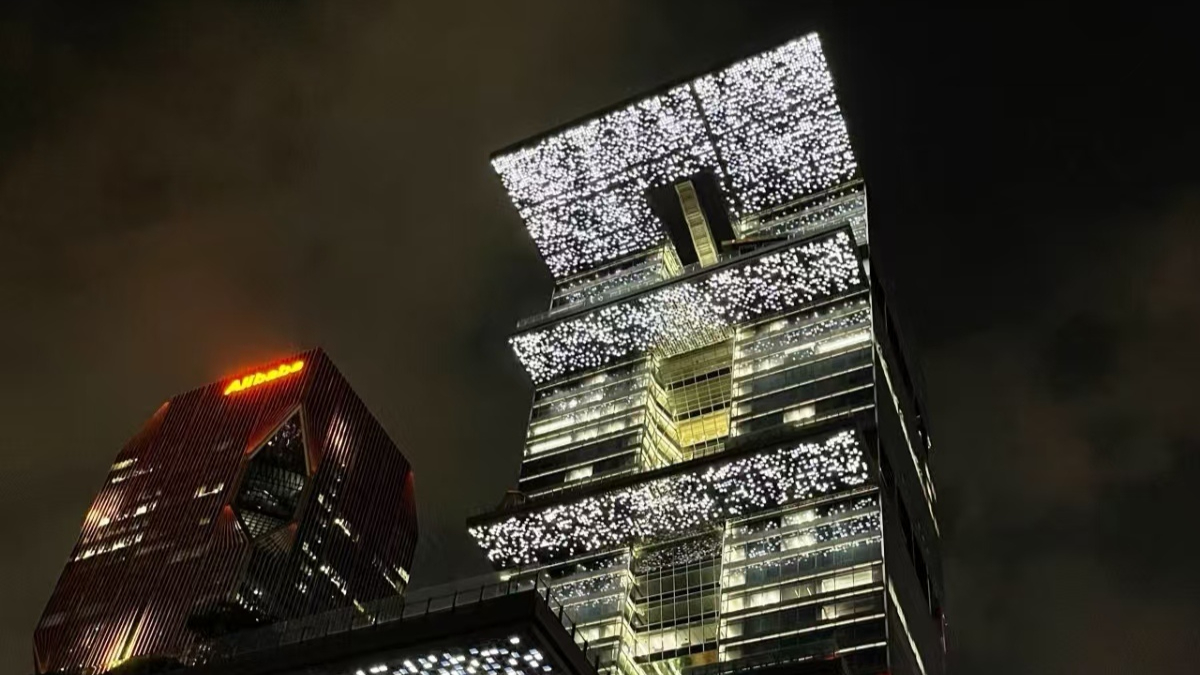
<box><xmin>191</xmin><ymin>574</ymin><xmax>602</xmax><ymax>671</ymax></box>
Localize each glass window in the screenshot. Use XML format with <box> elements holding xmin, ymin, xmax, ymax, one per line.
<box><xmin>749</xmin><ymin>588</ymin><xmax>780</xmax><ymax>608</ymax></box>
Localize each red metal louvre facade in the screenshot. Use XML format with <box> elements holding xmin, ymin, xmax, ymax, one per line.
<box><xmin>33</xmin><ymin>349</ymin><xmax>418</xmax><ymax>674</ymax></box>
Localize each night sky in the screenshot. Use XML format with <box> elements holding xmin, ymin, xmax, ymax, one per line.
<box><xmin>2</xmin><ymin>2</ymin><xmax>1198</xmax><ymax>673</ymax></box>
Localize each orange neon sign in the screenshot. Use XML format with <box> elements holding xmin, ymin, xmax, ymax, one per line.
<box><xmin>223</xmin><ymin>360</ymin><xmax>304</xmax><ymax>395</ymax></box>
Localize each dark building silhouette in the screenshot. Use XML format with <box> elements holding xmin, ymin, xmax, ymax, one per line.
<box><xmin>469</xmin><ymin>34</ymin><xmax>944</xmax><ymax>675</ymax></box>
<box><xmin>34</xmin><ymin>349</ymin><xmax>417</xmax><ymax>674</ymax></box>
<box><xmin>180</xmin><ymin>575</ymin><xmax>602</xmax><ymax>675</ymax></box>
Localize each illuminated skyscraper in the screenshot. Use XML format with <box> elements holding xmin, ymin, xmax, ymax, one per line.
<box><xmin>469</xmin><ymin>35</ymin><xmax>944</xmax><ymax>675</ymax></box>
<box><xmin>34</xmin><ymin>349</ymin><xmax>418</xmax><ymax>674</ymax></box>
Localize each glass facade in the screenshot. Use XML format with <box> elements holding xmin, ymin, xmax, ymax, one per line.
<box><xmin>473</xmin><ymin>33</ymin><xmax>944</xmax><ymax>675</ymax></box>
<box><xmin>33</xmin><ymin>350</ymin><xmax>418</xmax><ymax>674</ymax></box>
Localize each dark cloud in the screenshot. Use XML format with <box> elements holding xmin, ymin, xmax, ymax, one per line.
<box><xmin>931</xmin><ymin>193</ymin><xmax>1200</xmax><ymax>672</ymax></box>
<box><xmin>1041</xmin><ymin>313</ymin><xmax>1120</xmax><ymax>399</ymax></box>
<box><xmin>2</xmin><ymin>3</ymin><xmax>1199</xmax><ymax>675</ymax></box>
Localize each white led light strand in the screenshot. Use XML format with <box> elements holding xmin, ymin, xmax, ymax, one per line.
<box><xmin>742</xmin><ymin>513</ymin><xmax>881</xmax><ymax>560</ymax></box>
<box><xmin>635</xmin><ymin>533</ymin><xmax>723</xmax><ymax>573</ymax></box>
<box><xmin>469</xmin><ymin>430</ymin><xmax>868</xmax><ymax>568</ymax></box>
<box><xmin>511</xmin><ymin>231</ymin><xmax>861</xmax><ymax>384</ymax></box>
<box><xmin>693</xmin><ymin>36</ymin><xmax>856</xmax><ymax>215</ymax></box>
<box><xmin>343</xmin><ymin>638</ymin><xmax>555</xmax><ymax>675</ymax></box>
<box><xmin>492</xmin><ymin>34</ymin><xmax>858</xmax><ymax>278</ymax></box>
<box><xmin>553</xmin><ymin>575</ymin><xmax>624</xmax><ymax>602</ymax></box>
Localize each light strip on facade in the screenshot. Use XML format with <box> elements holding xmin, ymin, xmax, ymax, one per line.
<box><xmin>469</xmin><ymin>429</ymin><xmax>868</xmax><ymax>567</ymax></box>
<box><xmin>721</xmin><ymin>585</ymin><xmax>882</xmax><ymax>625</ymax></box>
<box><xmin>837</xmin><ymin>640</ymin><xmax>888</xmax><ymax>654</ymax></box>
<box><xmin>511</xmin><ymin>231</ymin><xmax>862</xmax><ymax>384</ymax></box>
<box><xmin>874</xmin><ymin>346</ymin><xmax>940</xmax><ymax>536</ymax></box>
<box><xmin>888</xmin><ymin>579</ymin><xmax>929</xmax><ymax>675</ymax></box>
<box><xmin>721</xmin><ymin>612</ymin><xmax>885</xmax><ymax>648</ymax></box>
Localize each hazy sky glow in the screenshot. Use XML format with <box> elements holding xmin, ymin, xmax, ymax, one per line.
<box><xmin>1</xmin><ymin>3</ymin><xmax>1198</xmax><ymax>674</ymax></box>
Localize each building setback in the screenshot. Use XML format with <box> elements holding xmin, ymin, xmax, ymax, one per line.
<box><xmin>34</xmin><ymin>349</ymin><xmax>418</xmax><ymax>674</ymax></box>
<box><xmin>468</xmin><ymin>34</ymin><xmax>945</xmax><ymax>675</ymax></box>
<box><xmin>178</xmin><ymin>576</ymin><xmax>601</xmax><ymax>675</ymax></box>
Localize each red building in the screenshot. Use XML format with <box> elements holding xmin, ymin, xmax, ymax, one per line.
<box><xmin>33</xmin><ymin>349</ymin><xmax>418</xmax><ymax>673</ymax></box>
